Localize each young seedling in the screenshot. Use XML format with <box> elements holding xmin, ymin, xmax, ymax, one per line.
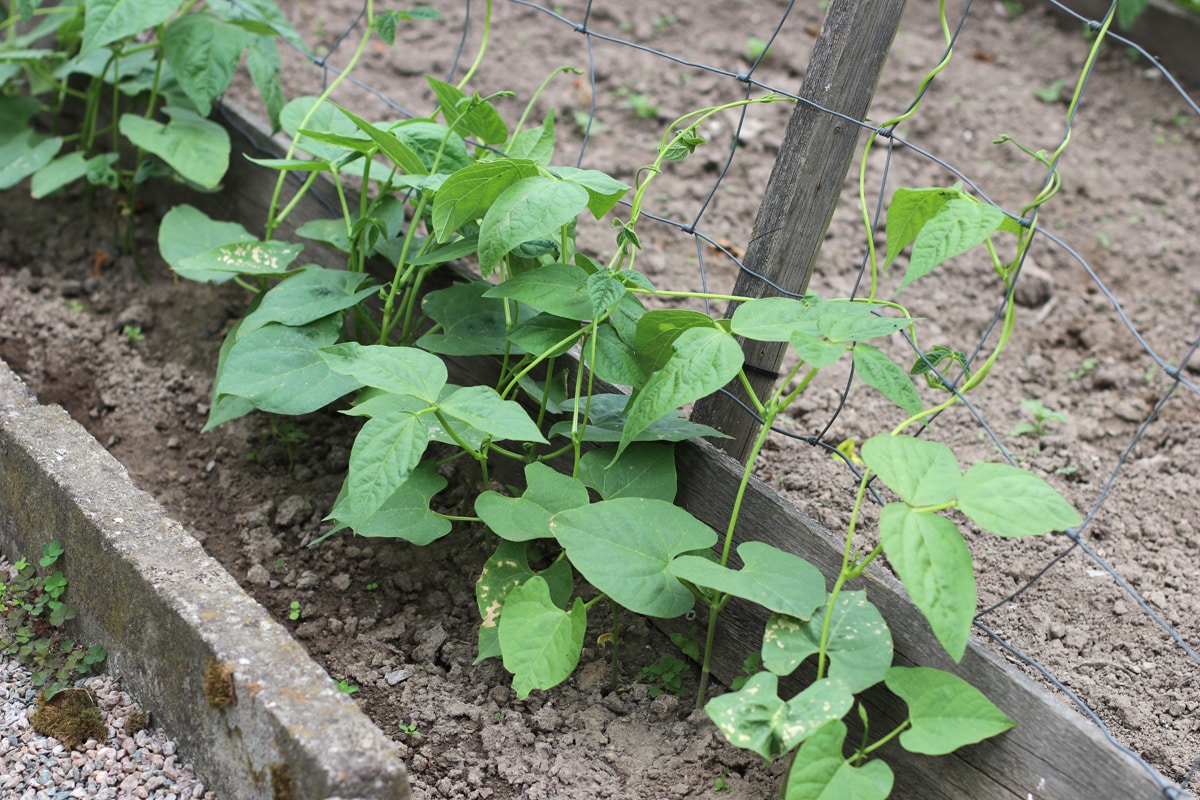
<box><xmin>336</xmin><ymin>679</ymin><xmax>359</xmax><ymax>695</ymax></box>
<box><xmin>1010</xmin><ymin>398</ymin><xmax>1067</xmax><ymax>438</ymax></box>
<box><xmin>0</xmin><ymin>542</ymin><xmax>107</xmax><ymax>698</ymax></box>
<box><xmin>288</xmin><ymin>601</ymin><xmax>301</xmax><ymax>621</ymax></box>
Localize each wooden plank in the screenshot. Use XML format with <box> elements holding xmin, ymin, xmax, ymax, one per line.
<box><xmin>157</xmin><ymin>100</ymin><xmax>1187</xmax><ymax>800</ymax></box>
<box><xmin>690</xmin><ymin>0</ymin><xmax>905</xmax><ymax>463</ymax></box>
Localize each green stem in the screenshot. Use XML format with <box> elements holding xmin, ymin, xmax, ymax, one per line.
<box><xmin>265</xmin><ymin>0</ymin><xmax>377</xmax><ymax>240</ymax></box>
<box><xmin>608</xmin><ymin>598</ymin><xmax>620</xmax><ymax>692</ymax></box>
<box><xmin>455</xmin><ymin>0</ymin><xmax>492</xmax><ymax>90</ymax></box>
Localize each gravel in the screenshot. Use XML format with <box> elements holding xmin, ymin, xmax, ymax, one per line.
<box><xmin>0</xmin><ymin>657</ymin><xmax>216</xmax><ymax>799</ymax></box>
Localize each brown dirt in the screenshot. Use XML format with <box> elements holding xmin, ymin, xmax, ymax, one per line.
<box><xmin>1</xmin><ymin>2</ymin><xmax>1198</xmax><ymax>798</ymax></box>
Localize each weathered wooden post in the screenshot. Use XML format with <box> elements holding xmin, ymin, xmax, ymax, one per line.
<box><xmin>691</xmin><ymin>0</ymin><xmax>906</xmax><ymax>462</ymax></box>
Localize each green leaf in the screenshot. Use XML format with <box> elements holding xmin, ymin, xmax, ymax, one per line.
<box><xmin>162</xmin><ymin>13</ymin><xmax>248</xmax><ymax>116</ymax></box>
<box><xmin>633</xmin><ymin>309</ymin><xmax>716</xmax><ymax>372</ymax></box>
<box><xmin>475</xmin><ymin>462</ymin><xmax>590</xmax><ymax>542</ymax></box>
<box><xmin>549</xmin><ymin>166</ymin><xmax>631</xmax><ymax>218</ymax></box>
<box><xmin>762</xmin><ymin>591</ymin><xmax>892</xmax><ymax>692</ymax></box>
<box><xmin>547</xmin><ymin>393</ymin><xmax>727</xmax><ymax>443</ymax></box>
<box><xmin>178</xmin><ymin>239</ymin><xmax>303</xmax><ymax>278</ymax></box>
<box><xmin>506</xmin><ymin>314</ymin><xmax>581</xmax><ymax>358</ymax></box>
<box><xmin>215</xmin><ymin>316</ymin><xmax>362</xmax><ymax>415</ymax></box>
<box><xmin>239</xmin><ymin>266</ymin><xmax>378</xmax><ymax>333</ymax></box>
<box><xmin>884</xmin><ymin>186</ymin><xmax>955</xmax><ymax>268</ymax></box>
<box><xmin>485</xmin><ymin>263</ymin><xmax>594</xmax><ymax>320</ymax></box>
<box><xmin>730</xmin><ymin>295</ymin><xmax>811</xmax><ymax>341</ymax></box>
<box><xmin>245</xmin><ymin>34</ymin><xmax>284</xmax><ymax>129</ymax></box>
<box><xmin>500</xmin><ymin>577</ymin><xmax>586</xmax><ymax>698</ymax></box>
<box><xmin>885</xmin><ymin>666</ymin><xmax>1016</xmax><ymax>755</ymax></box>
<box><xmin>852</xmin><ymin>343</ymin><xmax>922</xmax><ymax>415</ymax></box>
<box><xmin>417</xmin><ymin>282</ymin><xmax>512</xmax><ymax>356</ymax></box>
<box><xmin>956</xmin><ymin>463</ymin><xmax>1082</xmax><ymax>536</ymax></box>
<box><xmin>391</xmin><ymin>119</ymin><xmax>471</xmax><ymax>173</ymax></box>
<box><xmin>585</xmin><ymin>271</ymin><xmax>626</xmax><ymax>318</ymax></box>
<box><xmin>158</xmin><ymin>204</ymin><xmax>252</xmax><ymax>283</ymax></box>
<box><xmin>0</xmin><ymin>129</ymin><xmax>63</xmax><ymax>190</ymax></box>
<box><xmin>900</xmin><ymin>197</ymin><xmax>1005</xmax><ymax>292</ymax></box>
<box><xmin>338</xmin><ymin>106</ymin><xmax>428</xmax><ymax>176</ymax></box>
<box><xmin>790</xmin><ymin>331</ymin><xmax>846</xmax><ymax>368</ymax></box>
<box><xmin>705</xmin><ymin>672</ymin><xmax>854</xmax><ymax>759</ymax></box>
<box><xmin>30</xmin><ymin>151</ymin><xmax>117</xmax><ymax>198</ymax></box>
<box><xmin>80</xmin><ymin>0</ymin><xmax>183</xmax><ymax>55</ymax></box>
<box><xmin>476</xmin><ymin>541</ymin><xmax>572</xmax><ymax>662</ymax></box>
<box><xmin>119</xmin><ymin>107</ymin><xmax>230</xmax><ymax>188</ymax></box>
<box><xmin>431</xmin><ymin>159</ymin><xmax>541</xmax><ymax>241</ymax></box>
<box><xmin>478</xmin><ymin>176</ymin><xmax>590</xmax><ymax>276</ymax></box>
<box><xmin>818</xmin><ymin>307</ymin><xmax>915</xmax><ymax>343</ymax></box>
<box><xmin>579</xmin><ymin>443</ymin><xmax>676</xmax><ymax>502</ymax></box>
<box><xmin>878</xmin><ymin>504</ymin><xmax>975</xmax><ymax>661</ymax></box>
<box><xmin>550</xmin><ymin>498</ymin><xmax>716</xmax><ymax>617</ymax></box>
<box><xmin>426</xmin><ymin>75</ymin><xmax>509</xmax><ymax>145</ymax></box>
<box><xmin>620</xmin><ymin>326</ymin><xmax>743</xmax><ymax>457</ymax></box>
<box><xmin>505</xmin><ymin>109</ymin><xmax>556</xmax><ymax>165</ymax></box>
<box><xmin>318</xmin><ymin>343</ymin><xmax>446</xmax><ymax>403</ymax></box>
<box><xmin>438</xmin><ymin>385</ymin><xmax>548</xmax><ymax>444</ymax></box>
<box><xmin>672</xmin><ymin>542</ymin><xmax>825</xmax><ymax>620</ymax></box>
<box><xmin>325</xmin><ymin>462</ymin><xmax>448</xmax><ymax>545</ymax></box>
<box><xmin>344</xmin><ymin>410</ymin><xmax>430</xmax><ymax>523</ymax></box>
<box><xmin>860</xmin><ymin>434</ymin><xmax>959</xmax><ymax>506</ymax></box>
<box><xmin>582</xmin><ymin>324</ymin><xmax>647</xmax><ymax>387</ymax></box>
<box><xmin>281</xmin><ymin>96</ymin><xmax>366</xmax><ymax>165</ymax></box>
<box><xmin>784</xmin><ymin>721</ymin><xmax>894</xmax><ymax>800</ymax></box>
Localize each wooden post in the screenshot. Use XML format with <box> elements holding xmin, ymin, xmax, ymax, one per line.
<box><xmin>690</xmin><ymin>0</ymin><xmax>906</xmax><ymax>463</ymax></box>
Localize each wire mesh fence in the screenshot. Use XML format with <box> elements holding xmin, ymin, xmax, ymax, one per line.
<box><xmin>218</xmin><ymin>0</ymin><xmax>1199</xmax><ymax>794</ymax></box>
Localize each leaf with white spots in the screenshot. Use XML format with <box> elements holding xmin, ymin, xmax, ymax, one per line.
<box><xmin>475</xmin><ymin>541</ymin><xmax>572</xmax><ymax>663</ymax></box>
<box><xmin>761</xmin><ymin>591</ymin><xmax>892</xmax><ymax>693</ymax></box>
<box><xmin>705</xmin><ymin>672</ymin><xmax>853</xmax><ymax>760</ymax></box>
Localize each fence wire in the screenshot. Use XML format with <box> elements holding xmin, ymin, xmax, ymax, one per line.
<box><xmin>219</xmin><ymin>0</ymin><xmax>1199</xmax><ymax>794</ymax></box>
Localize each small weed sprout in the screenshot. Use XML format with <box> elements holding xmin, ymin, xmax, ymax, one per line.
<box><xmin>288</xmin><ymin>600</ymin><xmax>301</xmax><ymax>621</ymax></box>
<box><xmin>397</xmin><ymin>722</ymin><xmax>422</xmax><ymax>738</ymax></box>
<box><xmin>336</xmin><ymin>679</ymin><xmax>359</xmax><ymax>695</ymax></box>
<box><xmin>0</xmin><ymin>542</ymin><xmax>106</xmax><ymax>698</ymax></box>
<box><xmin>1010</xmin><ymin>398</ymin><xmax>1067</xmax><ymax>438</ymax></box>
<box><xmin>121</xmin><ymin>325</ymin><xmax>144</xmax><ymax>343</ymax></box>
<box><xmin>637</xmin><ymin>654</ymin><xmax>689</xmax><ymax>699</ymax></box>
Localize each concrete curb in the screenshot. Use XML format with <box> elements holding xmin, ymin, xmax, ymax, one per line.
<box><xmin>0</xmin><ymin>359</ymin><xmax>410</xmax><ymax>800</ymax></box>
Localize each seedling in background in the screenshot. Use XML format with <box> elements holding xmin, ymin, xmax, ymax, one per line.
<box><xmin>729</xmin><ymin>652</ymin><xmax>762</xmax><ymax>691</ymax></box>
<box><xmin>1069</xmin><ymin>357</ymin><xmax>1097</xmax><ymax>380</ymax></box>
<box><xmin>1010</xmin><ymin>398</ymin><xmax>1067</xmax><ymax>438</ymax></box>
<box><xmin>288</xmin><ymin>600</ymin><xmax>301</xmax><ymax>621</ymax></box>
<box><xmin>397</xmin><ymin>722</ymin><xmax>422</xmax><ymax>738</ymax></box>
<box><xmin>637</xmin><ymin>654</ymin><xmax>689</xmax><ymax>699</ymax></box>
<box><xmin>122</xmin><ymin>325</ymin><xmax>144</xmax><ymax>344</ymax></box>
<box><xmin>336</xmin><ymin>679</ymin><xmax>359</xmax><ymax>695</ymax></box>
<box><xmin>743</xmin><ymin>36</ymin><xmax>771</xmax><ymax>63</ymax></box>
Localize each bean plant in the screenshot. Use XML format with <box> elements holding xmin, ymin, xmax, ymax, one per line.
<box><xmin>0</xmin><ymin>1</ymin><xmax>1107</xmax><ymax>797</ymax></box>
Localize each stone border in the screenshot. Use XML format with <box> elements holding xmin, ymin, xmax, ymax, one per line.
<box><xmin>0</xmin><ymin>360</ymin><xmax>410</xmax><ymax>800</ymax></box>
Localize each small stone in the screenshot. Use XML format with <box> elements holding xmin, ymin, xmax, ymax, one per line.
<box><xmin>1048</xmin><ymin>622</ymin><xmax>1067</xmax><ymax>640</ymax></box>
<box><xmin>246</xmin><ymin>564</ymin><xmax>271</xmax><ymax>586</ymax></box>
<box><xmin>330</xmin><ymin>573</ymin><xmax>352</xmax><ymax>592</ymax></box>
<box><xmin>1113</xmin><ymin>600</ymin><xmax>1130</xmax><ymax>615</ymax></box>
<box><xmin>274</xmin><ymin>494</ymin><xmax>314</xmax><ymax>527</ymax></box>
<box><xmin>384</xmin><ymin>669</ymin><xmax>411</xmax><ymax>686</ymax></box>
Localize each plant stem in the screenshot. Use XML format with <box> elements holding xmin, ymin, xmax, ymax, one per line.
<box><xmin>608</xmin><ymin>598</ymin><xmax>620</xmax><ymax>692</ymax></box>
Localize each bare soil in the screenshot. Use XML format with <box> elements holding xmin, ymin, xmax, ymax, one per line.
<box><xmin>1</xmin><ymin>2</ymin><xmax>1198</xmax><ymax>798</ymax></box>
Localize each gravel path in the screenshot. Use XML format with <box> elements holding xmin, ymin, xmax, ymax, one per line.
<box><xmin>0</xmin><ymin>658</ymin><xmax>215</xmax><ymax>800</ymax></box>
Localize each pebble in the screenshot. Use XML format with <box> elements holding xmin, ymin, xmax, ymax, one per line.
<box><xmin>0</xmin><ymin>656</ymin><xmax>217</xmax><ymax>799</ymax></box>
